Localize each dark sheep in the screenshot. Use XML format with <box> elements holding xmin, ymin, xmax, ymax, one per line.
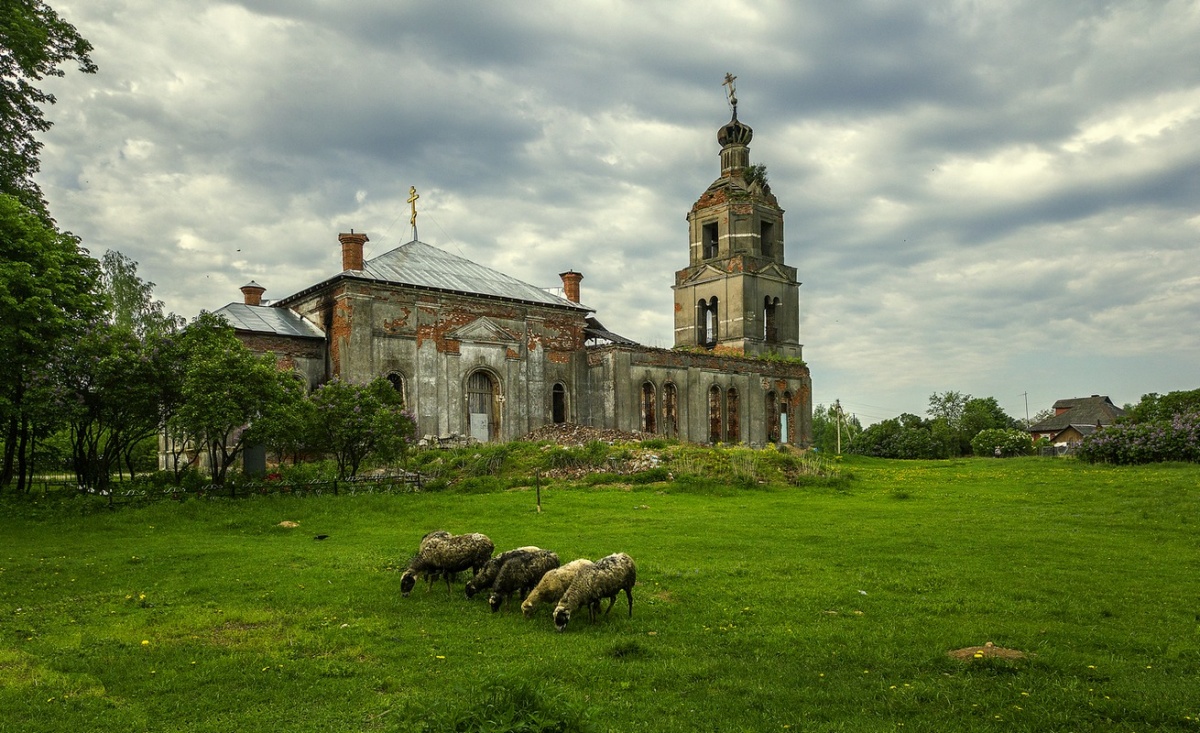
<box><xmin>400</xmin><ymin>532</ymin><xmax>494</xmax><ymax>597</ymax></box>
<box><xmin>552</xmin><ymin>552</ymin><xmax>636</xmax><ymax>631</ymax></box>
<box><xmin>487</xmin><ymin>549</ymin><xmax>560</xmax><ymax>612</ymax></box>
<box><xmin>464</xmin><ymin>546</ymin><xmax>541</xmax><ymax>599</ymax></box>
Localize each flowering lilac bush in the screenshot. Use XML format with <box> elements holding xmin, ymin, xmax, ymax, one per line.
<box><xmin>1077</xmin><ymin>411</ymin><xmax>1200</xmax><ymax>464</ymax></box>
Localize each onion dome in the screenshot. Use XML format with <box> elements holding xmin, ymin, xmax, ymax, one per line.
<box><xmin>718</xmin><ymin>112</ymin><xmax>753</xmax><ymax>147</ymax></box>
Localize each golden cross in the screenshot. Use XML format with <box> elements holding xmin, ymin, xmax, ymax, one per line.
<box><xmin>407</xmin><ymin>186</ymin><xmax>420</xmax><ymax>228</ymax></box>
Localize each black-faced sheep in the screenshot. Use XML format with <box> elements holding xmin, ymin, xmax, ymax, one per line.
<box><xmin>464</xmin><ymin>546</ymin><xmax>542</xmax><ymax>599</ymax></box>
<box><xmin>487</xmin><ymin>548</ymin><xmax>560</xmax><ymax>612</ymax></box>
<box><xmin>521</xmin><ymin>558</ymin><xmax>594</xmax><ymax>619</ymax></box>
<box><xmin>400</xmin><ymin>531</ymin><xmax>494</xmax><ymax>597</ymax></box>
<box><xmin>552</xmin><ymin>552</ymin><xmax>636</xmax><ymax>631</ymax></box>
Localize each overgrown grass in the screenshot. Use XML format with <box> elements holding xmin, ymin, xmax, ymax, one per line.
<box><xmin>2</xmin><ymin>456</ymin><xmax>1198</xmax><ymax>731</ymax></box>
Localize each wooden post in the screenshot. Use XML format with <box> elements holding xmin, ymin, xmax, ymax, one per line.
<box><xmin>536</xmin><ymin>470</ymin><xmax>542</xmax><ymax>513</ymax></box>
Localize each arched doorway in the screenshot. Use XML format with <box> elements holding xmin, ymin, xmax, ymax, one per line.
<box><xmin>466</xmin><ymin>370</ymin><xmax>501</xmax><ymax>443</ymax></box>
<box><xmin>552</xmin><ymin>383</ymin><xmax>567</xmax><ymax>424</ymax></box>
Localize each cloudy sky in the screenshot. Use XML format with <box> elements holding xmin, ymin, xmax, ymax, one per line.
<box><xmin>38</xmin><ymin>0</ymin><xmax>1200</xmax><ymax>425</ymax></box>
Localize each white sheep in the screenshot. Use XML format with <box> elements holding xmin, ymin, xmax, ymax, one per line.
<box><xmin>553</xmin><ymin>552</ymin><xmax>636</xmax><ymax>631</ymax></box>
<box><xmin>521</xmin><ymin>559</ymin><xmax>594</xmax><ymax>619</ymax></box>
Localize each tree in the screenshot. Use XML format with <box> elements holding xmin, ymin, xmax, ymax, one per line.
<box><xmin>0</xmin><ymin>0</ymin><xmax>96</xmax><ymax>214</ymax></box>
<box><xmin>99</xmin><ymin>250</ymin><xmax>183</xmax><ymax>338</ymax></box>
<box><xmin>0</xmin><ymin>193</ymin><xmax>101</xmax><ymax>491</ymax></box>
<box><xmin>971</xmin><ymin>428</ymin><xmax>1033</xmax><ymax>458</ymax></box>
<box><xmin>308</xmin><ymin>377</ymin><xmax>415</xmax><ymax>479</ymax></box>
<box><xmin>1124</xmin><ymin>389</ymin><xmax>1200</xmax><ymax>424</ymax></box>
<box><xmin>168</xmin><ymin>312</ymin><xmax>302</xmax><ymax>487</ymax></box>
<box><xmin>810</xmin><ymin>402</ymin><xmax>862</xmax><ymax>454</ymax></box>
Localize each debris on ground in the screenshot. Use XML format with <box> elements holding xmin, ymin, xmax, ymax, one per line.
<box><xmin>520</xmin><ymin>423</ymin><xmax>651</xmax><ymax>446</ymax></box>
<box><xmin>948</xmin><ymin>641</ymin><xmax>1028</xmax><ymax>661</ymax></box>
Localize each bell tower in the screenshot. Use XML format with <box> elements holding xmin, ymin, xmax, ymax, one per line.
<box><xmin>672</xmin><ymin>76</ymin><xmax>802</xmax><ymax>358</ymax></box>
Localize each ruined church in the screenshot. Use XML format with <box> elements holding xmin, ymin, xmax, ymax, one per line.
<box><xmin>214</xmin><ymin>101</ymin><xmax>813</xmax><ymax>447</ymax></box>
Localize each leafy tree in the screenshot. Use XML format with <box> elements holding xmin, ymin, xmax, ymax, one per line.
<box><xmin>1124</xmin><ymin>389</ymin><xmax>1200</xmax><ymax>424</ymax></box>
<box><xmin>927</xmin><ymin>391</ymin><xmax>1019</xmax><ymax>456</ymax></box>
<box><xmin>852</xmin><ymin>413</ymin><xmax>942</xmax><ymax>459</ymax></box>
<box><xmin>0</xmin><ymin>193</ymin><xmax>101</xmax><ymax>491</ymax></box>
<box><xmin>308</xmin><ymin>377</ymin><xmax>416</xmax><ymax>479</ymax></box>
<box><xmin>168</xmin><ymin>312</ymin><xmax>302</xmax><ymax>487</ymax></box>
<box><xmin>1025</xmin><ymin>408</ymin><xmax>1055</xmax><ymax>428</ymax></box>
<box><xmin>971</xmin><ymin>428</ymin><xmax>1033</xmax><ymax>458</ymax></box>
<box><xmin>0</xmin><ymin>0</ymin><xmax>96</xmax><ymax>214</ymax></box>
<box><xmin>99</xmin><ymin>250</ymin><xmax>183</xmax><ymax>337</ymax></box>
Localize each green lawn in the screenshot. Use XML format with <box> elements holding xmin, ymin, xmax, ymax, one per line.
<box><xmin>1</xmin><ymin>456</ymin><xmax>1198</xmax><ymax>732</ymax></box>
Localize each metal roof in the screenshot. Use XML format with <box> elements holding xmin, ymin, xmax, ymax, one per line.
<box><xmin>350</xmin><ymin>240</ymin><xmax>590</xmax><ymax>311</ymax></box>
<box><xmin>213</xmin><ymin>303</ymin><xmax>325</xmax><ymax>339</ymax></box>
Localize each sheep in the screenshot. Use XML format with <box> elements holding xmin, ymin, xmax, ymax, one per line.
<box><xmin>400</xmin><ymin>531</ymin><xmax>494</xmax><ymax>597</ymax></box>
<box><xmin>464</xmin><ymin>546</ymin><xmax>542</xmax><ymax>599</ymax></box>
<box><xmin>487</xmin><ymin>548</ymin><xmax>560</xmax><ymax>612</ymax></box>
<box><xmin>521</xmin><ymin>559</ymin><xmax>594</xmax><ymax>619</ymax></box>
<box><xmin>552</xmin><ymin>552</ymin><xmax>636</xmax><ymax>632</ymax></box>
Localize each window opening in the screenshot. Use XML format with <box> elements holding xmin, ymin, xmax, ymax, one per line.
<box><xmin>640</xmin><ymin>382</ymin><xmax>657</xmax><ymax>433</ymax></box>
<box><xmin>387</xmin><ymin>372</ymin><xmax>406</xmax><ymax>407</ymax></box>
<box><xmin>662</xmin><ymin>382</ymin><xmax>678</xmax><ymax>438</ymax></box>
<box><xmin>780</xmin><ymin>391</ymin><xmax>792</xmax><ymax>445</ymax></box>
<box><xmin>765</xmin><ymin>391</ymin><xmax>779</xmax><ymax>443</ymax></box>
<box><xmin>708</xmin><ymin>385</ymin><xmax>723</xmax><ymax>444</ymax></box>
<box><xmin>726</xmin><ymin>387</ymin><xmax>740</xmax><ymax>443</ymax></box>
<box><xmin>703</xmin><ymin>222</ymin><xmax>719</xmax><ymax>259</ymax></box>
<box><xmin>760</xmin><ymin>220</ymin><xmax>775</xmax><ymax>258</ymax></box>
<box><xmin>552</xmin><ymin>383</ymin><xmax>566</xmax><ymax>424</ymax></box>
<box><xmin>764</xmin><ymin>297</ymin><xmax>779</xmax><ymax>343</ymax></box>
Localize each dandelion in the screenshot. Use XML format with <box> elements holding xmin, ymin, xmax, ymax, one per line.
<box><xmin>141</xmin><ymin>640</ymin><xmax>150</xmax><ymax>646</ymax></box>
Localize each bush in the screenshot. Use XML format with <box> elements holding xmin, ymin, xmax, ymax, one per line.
<box><xmin>1077</xmin><ymin>412</ymin><xmax>1200</xmax><ymax>464</ymax></box>
<box><xmin>971</xmin><ymin>428</ymin><xmax>1033</xmax><ymax>458</ymax></box>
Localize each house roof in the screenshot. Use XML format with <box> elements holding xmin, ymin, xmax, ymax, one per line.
<box><xmin>213</xmin><ymin>303</ymin><xmax>325</xmax><ymax>339</ymax></box>
<box><xmin>276</xmin><ymin>239</ymin><xmax>591</xmax><ymax>312</ymax></box>
<box><xmin>1029</xmin><ymin>395</ymin><xmax>1125</xmax><ymax>433</ymax></box>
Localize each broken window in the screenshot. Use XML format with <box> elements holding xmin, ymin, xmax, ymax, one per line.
<box><xmin>466</xmin><ymin>370</ymin><xmax>500</xmax><ymax>443</ymax></box>
<box><xmin>662</xmin><ymin>382</ymin><xmax>678</xmax><ymax>438</ymax></box>
<box><xmin>703</xmin><ymin>222</ymin><xmax>719</xmax><ymax>259</ymax></box>
<box><xmin>552</xmin><ymin>383</ymin><xmax>566</xmax><ymax>424</ymax></box>
<box><xmin>698</xmin><ymin>297</ymin><xmax>719</xmax><ymax>348</ymax></box>
<box><xmin>708</xmin><ymin>385</ymin><xmax>723</xmax><ymax>444</ymax></box>
<box><xmin>763</xmin><ymin>296</ymin><xmax>779</xmax><ymax>343</ymax></box>
<box><xmin>387</xmin><ymin>372</ymin><xmax>406</xmax><ymax>408</ymax></box>
<box><xmin>640</xmin><ymin>382</ymin><xmax>657</xmax><ymax>433</ymax></box>
<box><xmin>760</xmin><ymin>220</ymin><xmax>775</xmax><ymax>258</ymax></box>
<box><xmin>765</xmin><ymin>391</ymin><xmax>779</xmax><ymax>443</ymax></box>
<box><xmin>726</xmin><ymin>387</ymin><xmax>740</xmax><ymax>443</ymax></box>
<box><xmin>780</xmin><ymin>390</ymin><xmax>792</xmax><ymax>445</ymax></box>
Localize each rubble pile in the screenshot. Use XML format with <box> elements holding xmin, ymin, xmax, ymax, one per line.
<box><xmin>520</xmin><ymin>423</ymin><xmax>650</xmax><ymax>447</ymax></box>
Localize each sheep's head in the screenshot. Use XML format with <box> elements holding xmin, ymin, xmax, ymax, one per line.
<box><xmin>400</xmin><ymin>570</ymin><xmax>417</xmax><ymax>597</ymax></box>
<box><xmin>520</xmin><ymin>599</ymin><xmax>535</xmax><ymax>619</ymax></box>
<box><xmin>487</xmin><ymin>592</ymin><xmax>504</xmax><ymax>613</ymax></box>
<box><xmin>464</xmin><ymin>578</ymin><xmax>481</xmax><ymax>599</ymax></box>
<box><xmin>553</xmin><ymin>607</ymin><xmax>571</xmax><ymax>632</ymax></box>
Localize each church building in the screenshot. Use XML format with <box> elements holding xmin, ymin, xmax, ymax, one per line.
<box><xmin>214</xmin><ymin>101</ymin><xmax>813</xmax><ymax>447</ymax></box>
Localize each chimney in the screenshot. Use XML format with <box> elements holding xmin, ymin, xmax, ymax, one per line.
<box><xmin>240</xmin><ymin>281</ymin><xmax>266</xmax><ymax>306</ymax></box>
<box><xmin>339</xmin><ymin>230</ymin><xmax>369</xmax><ymax>271</ymax></box>
<box><xmin>559</xmin><ymin>270</ymin><xmax>583</xmax><ymax>303</ymax></box>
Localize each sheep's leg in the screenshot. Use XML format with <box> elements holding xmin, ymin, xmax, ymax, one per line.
<box><xmin>624</xmin><ymin>587</ymin><xmax>634</xmax><ymax>617</ymax></box>
<box><xmin>602</xmin><ymin>595</ymin><xmax>617</xmax><ymax>616</ymax></box>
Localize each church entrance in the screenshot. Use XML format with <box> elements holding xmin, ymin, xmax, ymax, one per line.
<box><xmin>466</xmin><ymin>370</ymin><xmax>500</xmax><ymax>442</ymax></box>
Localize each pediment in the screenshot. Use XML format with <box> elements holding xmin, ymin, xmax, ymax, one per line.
<box><xmin>448</xmin><ymin>317</ymin><xmax>520</xmax><ymax>345</ymax></box>
<box><xmin>678</xmin><ymin>264</ymin><xmax>728</xmax><ymax>285</ymax></box>
<box><xmin>754</xmin><ymin>262</ymin><xmax>797</xmax><ymax>281</ymax></box>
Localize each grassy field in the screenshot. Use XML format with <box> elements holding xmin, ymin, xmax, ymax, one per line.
<box><xmin>1</xmin><ymin>455</ymin><xmax>1198</xmax><ymax>732</ymax></box>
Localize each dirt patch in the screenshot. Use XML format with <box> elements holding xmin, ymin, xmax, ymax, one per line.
<box><xmin>278</xmin><ymin>520</ymin><xmax>300</xmax><ymax>528</ymax></box>
<box><xmin>948</xmin><ymin>641</ymin><xmax>1028</xmax><ymax>661</ymax></box>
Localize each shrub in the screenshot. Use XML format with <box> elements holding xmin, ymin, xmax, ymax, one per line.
<box><xmin>1077</xmin><ymin>412</ymin><xmax>1200</xmax><ymax>464</ymax></box>
<box><xmin>971</xmin><ymin>428</ymin><xmax>1033</xmax><ymax>458</ymax></box>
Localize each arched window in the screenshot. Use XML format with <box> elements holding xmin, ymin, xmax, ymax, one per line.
<box><xmin>763</xmin><ymin>297</ymin><xmax>779</xmax><ymax>343</ymax></box>
<box><xmin>662</xmin><ymin>382</ymin><xmax>678</xmax><ymax>438</ymax></box>
<box><xmin>640</xmin><ymin>382</ymin><xmax>657</xmax><ymax>433</ymax></box>
<box><xmin>466</xmin><ymin>370</ymin><xmax>501</xmax><ymax>443</ymax></box>
<box><xmin>781</xmin><ymin>391</ymin><xmax>792</xmax><ymax>445</ymax></box>
<box><xmin>552</xmin><ymin>383</ymin><xmax>566</xmax><ymax>424</ymax></box>
<box><xmin>708</xmin><ymin>385</ymin><xmax>723</xmax><ymax>444</ymax></box>
<box><xmin>726</xmin><ymin>387</ymin><xmax>740</xmax><ymax>443</ymax></box>
<box><xmin>387</xmin><ymin>372</ymin><xmax>406</xmax><ymax>407</ymax></box>
<box><xmin>698</xmin><ymin>297</ymin><xmax>719</xmax><ymax>348</ymax></box>
<box><xmin>765</xmin><ymin>391</ymin><xmax>779</xmax><ymax>444</ymax></box>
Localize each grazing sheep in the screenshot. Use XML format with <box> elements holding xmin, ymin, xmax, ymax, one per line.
<box><xmin>465</xmin><ymin>546</ymin><xmax>542</xmax><ymax>599</ymax></box>
<box><xmin>521</xmin><ymin>559</ymin><xmax>594</xmax><ymax>619</ymax></box>
<box><xmin>400</xmin><ymin>532</ymin><xmax>494</xmax><ymax>597</ymax></box>
<box><xmin>552</xmin><ymin>552</ymin><xmax>636</xmax><ymax>632</ymax></box>
<box><xmin>487</xmin><ymin>549</ymin><xmax>560</xmax><ymax>612</ymax></box>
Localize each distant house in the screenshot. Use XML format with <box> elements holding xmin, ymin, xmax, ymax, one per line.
<box><xmin>1028</xmin><ymin>395</ymin><xmax>1125</xmax><ymax>445</ymax></box>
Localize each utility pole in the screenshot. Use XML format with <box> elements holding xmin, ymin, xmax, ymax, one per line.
<box><xmin>1021</xmin><ymin>391</ymin><xmax>1029</xmax><ymax>426</ymax></box>
<box><xmin>834</xmin><ymin>399</ymin><xmax>843</xmax><ymax>455</ymax></box>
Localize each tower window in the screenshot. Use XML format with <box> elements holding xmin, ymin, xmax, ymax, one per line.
<box><xmin>764</xmin><ymin>296</ymin><xmax>779</xmax><ymax>343</ymax></box>
<box><xmin>703</xmin><ymin>222</ymin><xmax>719</xmax><ymax>259</ymax></box>
<box><xmin>760</xmin><ymin>220</ymin><xmax>775</xmax><ymax>258</ymax></box>
<box><xmin>697</xmin><ymin>297</ymin><xmax>719</xmax><ymax>348</ymax></box>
